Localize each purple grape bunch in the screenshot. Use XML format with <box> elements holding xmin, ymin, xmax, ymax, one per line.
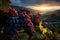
<box><xmin>3</xmin><ymin>9</ymin><xmax>34</xmax><ymax>36</ymax></box>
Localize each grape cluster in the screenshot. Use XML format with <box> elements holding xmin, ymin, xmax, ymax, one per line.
<box><xmin>18</xmin><ymin>11</ymin><xmax>34</xmax><ymax>35</ymax></box>
<box><xmin>3</xmin><ymin>8</ymin><xmax>20</xmax><ymax>35</ymax></box>
<box><xmin>4</xmin><ymin>14</ymin><xmax>20</xmax><ymax>35</ymax></box>
<box><xmin>3</xmin><ymin>8</ymin><xmax>34</xmax><ymax>36</ymax></box>
<box><xmin>22</xmin><ymin>13</ymin><xmax>34</xmax><ymax>35</ymax></box>
<box><xmin>31</xmin><ymin>14</ymin><xmax>40</xmax><ymax>27</ymax></box>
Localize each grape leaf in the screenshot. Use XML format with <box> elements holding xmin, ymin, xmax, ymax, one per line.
<box><xmin>0</xmin><ymin>0</ymin><xmax>10</xmax><ymax>12</ymax></box>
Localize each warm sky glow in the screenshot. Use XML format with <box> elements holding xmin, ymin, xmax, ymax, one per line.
<box><xmin>30</xmin><ymin>6</ymin><xmax>60</xmax><ymax>12</ymax></box>
<box><xmin>26</xmin><ymin>4</ymin><xmax>60</xmax><ymax>12</ymax></box>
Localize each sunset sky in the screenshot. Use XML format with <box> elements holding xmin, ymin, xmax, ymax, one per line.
<box><xmin>10</xmin><ymin>0</ymin><xmax>60</xmax><ymax>14</ymax></box>
<box><xmin>10</xmin><ymin>0</ymin><xmax>60</xmax><ymax>6</ymax></box>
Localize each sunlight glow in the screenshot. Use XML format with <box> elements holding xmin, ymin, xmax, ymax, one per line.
<box><xmin>26</xmin><ymin>4</ymin><xmax>60</xmax><ymax>12</ymax></box>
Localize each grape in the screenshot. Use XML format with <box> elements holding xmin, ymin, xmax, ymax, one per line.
<box><xmin>9</xmin><ymin>7</ymin><xmax>18</xmax><ymax>16</ymax></box>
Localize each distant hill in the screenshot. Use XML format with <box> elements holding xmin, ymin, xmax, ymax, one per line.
<box><xmin>10</xmin><ymin>5</ymin><xmax>39</xmax><ymax>15</ymax></box>
<box><xmin>42</xmin><ymin>9</ymin><xmax>60</xmax><ymax>33</ymax></box>
<box><xmin>42</xmin><ymin>9</ymin><xmax>60</xmax><ymax>22</ymax></box>
<box><xmin>10</xmin><ymin>5</ymin><xmax>28</xmax><ymax>11</ymax></box>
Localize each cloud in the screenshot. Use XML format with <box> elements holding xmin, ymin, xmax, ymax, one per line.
<box><xmin>46</xmin><ymin>0</ymin><xmax>60</xmax><ymax>2</ymax></box>
<box><xmin>10</xmin><ymin>0</ymin><xmax>22</xmax><ymax>6</ymax></box>
<box><xmin>10</xmin><ymin>0</ymin><xmax>39</xmax><ymax>6</ymax></box>
<box><xmin>10</xmin><ymin>0</ymin><xmax>60</xmax><ymax>7</ymax></box>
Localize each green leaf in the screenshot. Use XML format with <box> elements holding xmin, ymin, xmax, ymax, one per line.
<box><xmin>0</xmin><ymin>0</ymin><xmax>10</xmax><ymax>12</ymax></box>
